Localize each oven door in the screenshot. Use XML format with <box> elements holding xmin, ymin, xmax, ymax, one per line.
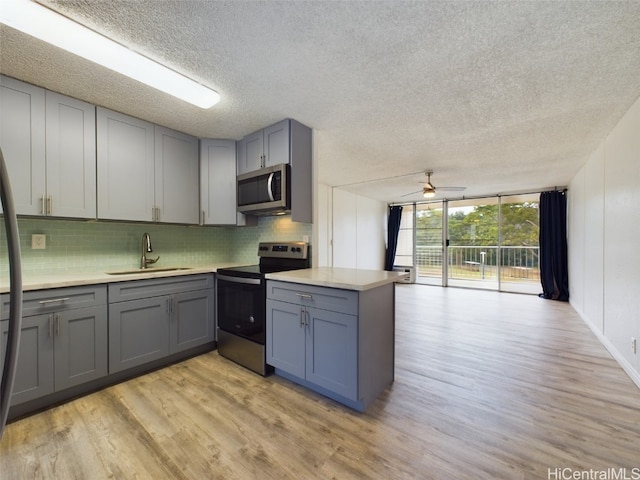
<box><xmin>216</xmin><ymin>274</ymin><xmax>266</xmax><ymax>344</ymax></box>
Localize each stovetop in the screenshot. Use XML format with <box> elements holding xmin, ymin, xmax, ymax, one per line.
<box><xmin>216</xmin><ymin>241</ymin><xmax>310</xmax><ymax>279</ymax></box>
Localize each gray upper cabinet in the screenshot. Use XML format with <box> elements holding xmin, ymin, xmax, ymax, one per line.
<box><xmin>45</xmin><ymin>91</ymin><xmax>97</xmax><ymax>218</ymax></box>
<box><xmin>0</xmin><ymin>76</ymin><xmax>96</xmax><ymax>218</ymax></box>
<box><xmin>237</xmin><ymin>119</ymin><xmax>313</xmax><ymax>223</ymax></box>
<box><xmin>200</xmin><ymin>138</ymin><xmax>256</xmax><ymax>226</ymax></box>
<box><xmin>236</xmin><ymin>119</ymin><xmax>291</xmax><ymax>175</ymax></box>
<box><xmin>0</xmin><ymin>76</ymin><xmax>46</xmax><ymax>215</ymax></box>
<box><xmin>154</xmin><ymin>126</ymin><xmax>199</xmax><ymax>224</ymax></box>
<box><xmin>237</xmin><ymin>129</ymin><xmax>264</xmax><ymax>175</ymax></box>
<box><xmin>97</xmin><ymin>107</ymin><xmax>155</xmax><ymax>222</ymax></box>
<box><xmin>97</xmin><ymin>108</ymin><xmax>199</xmax><ymax>224</ymax></box>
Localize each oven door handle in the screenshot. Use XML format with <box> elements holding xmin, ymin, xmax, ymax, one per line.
<box><xmin>217</xmin><ymin>274</ymin><xmax>262</xmax><ymax>285</ymax></box>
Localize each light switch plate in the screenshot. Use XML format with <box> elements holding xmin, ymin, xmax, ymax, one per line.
<box><xmin>32</xmin><ymin>234</ymin><xmax>46</xmax><ymax>250</ymax></box>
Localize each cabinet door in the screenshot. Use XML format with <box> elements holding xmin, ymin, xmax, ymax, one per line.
<box><xmin>170</xmin><ymin>289</ymin><xmax>214</xmax><ymax>354</ymax></box>
<box><xmin>108</xmin><ymin>297</ymin><xmax>170</xmax><ymax>373</ymax></box>
<box><xmin>306</xmin><ymin>307</ymin><xmax>358</xmax><ymax>401</ymax></box>
<box><xmin>263</xmin><ymin>119</ymin><xmax>290</xmax><ymax>168</ymax></box>
<box><xmin>0</xmin><ymin>75</ymin><xmax>46</xmax><ymax>215</ymax></box>
<box><xmin>45</xmin><ymin>91</ymin><xmax>97</xmax><ymax>219</ymax></box>
<box><xmin>54</xmin><ymin>306</ymin><xmax>108</xmax><ymax>391</ymax></box>
<box><xmin>266</xmin><ymin>299</ymin><xmax>306</xmax><ymax>378</ymax></box>
<box><xmin>0</xmin><ymin>315</ymin><xmax>54</xmax><ymax>405</ymax></box>
<box><xmin>200</xmin><ymin>139</ymin><xmax>237</xmax><ymax>225</ymax></box>
<box><xmin>154</xmin><ymin>126</ymin><xmax>199</xmax><ymax>224</ymax></box>
<box><xmin>237</xmin><ymin>130</ymin><xmax>263</xmax><ymax>175</ymax></box>
<box><xmin>96</xmin><ymin>107</ymin><xmax>155</xmax><ymax>221</ymax></box>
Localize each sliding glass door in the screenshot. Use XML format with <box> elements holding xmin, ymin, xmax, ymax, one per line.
<box><xmin>498</xmin><ymin>194</ymin><xmax>540</xmax><ymax>294</ymax></box>
<box><xmin>447</xmin><ymin>198</ymin><xmax>499</xmax><ymax>290</ymax></box>
<box><xmin>415</xmin><ymin>202</ymin><xmax>444</xmax><ymax>285</ymax></box>
<box><xmin>396</xmin><ymin>193</ymin><xmax>541</xmax><ymax>294</ymax></box>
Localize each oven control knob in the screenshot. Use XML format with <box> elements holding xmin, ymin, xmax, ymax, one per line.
<box><xmin>249</xmin><ymin>315</ymin><xmax>255</xmax><ymax>323</ymax></box>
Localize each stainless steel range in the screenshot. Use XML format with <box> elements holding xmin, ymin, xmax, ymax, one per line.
<box><xmin>215</xmin><ymin>241</ymin><xmax>310</xmax><ymax>375</ymax></box>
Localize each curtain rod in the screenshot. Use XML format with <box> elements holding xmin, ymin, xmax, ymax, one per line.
<box><xmin>388</xmin><ymin>186</ymin><xmax>568</xmax><ymax>207</ymax></box>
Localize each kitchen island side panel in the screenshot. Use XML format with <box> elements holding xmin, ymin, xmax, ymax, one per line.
<box><xmin>358</xmin><ymin>282</ymin><xmax>395</xmax><ymax>408</ymax></box>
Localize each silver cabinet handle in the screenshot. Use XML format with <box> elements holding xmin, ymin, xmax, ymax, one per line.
<box><xmin>299</xmin><ymin>306</ymin><xmax>305</xmax><ymax>327</ymax></box>
<box><xmin>47</xmin><ymin>195</ymin><xmax>52</xmax><ymax>215</ymax></box>
<box><xmin>296</xmin><ymin>293</ymin><xmax>313</xmax><ymax>300</ymax></box>
<box><xmin>38</xmin><ymin>297</ymin><xmax>70</xmax><ymax>305</ymax></box>
<box><xmin>41</xmin><ymin>195</ymin><xmax>46</xmax><ymax>215</ymax></box>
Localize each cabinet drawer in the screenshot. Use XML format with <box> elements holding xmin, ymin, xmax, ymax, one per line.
<box><xmin>108</xmin><ymin>274</ymin><xmax>214</xmax><ymax>303</ymax></box>
<box><xmin>266</xmin><ymin>281</ymin><xmax>358</xmax><ymax>316</ymax></box>
<box><xmin>1</xmin><ymin>285</ymin><xmax>107</xmax><ymax>320</ymax></box>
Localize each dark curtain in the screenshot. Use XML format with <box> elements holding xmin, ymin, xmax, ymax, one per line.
<box><xmin>384</xmin><ymin>205</ymin><xmax>403</xmax><ymax>271</ymax></box>
<box><xmin>538</xmin><ymin>191</ymin><xmax>569</xmax><ymax>301</ymax></box>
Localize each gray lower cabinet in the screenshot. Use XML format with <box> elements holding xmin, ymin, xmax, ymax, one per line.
<box><xmin>0</xmin><ymin>286</ymin><xmax>108</xmax><ymax>405</ymax></box>
<box><xmin>266</xmin><ymin>280</ymin><xmax>393</xmax><ymax>411</ymax></box>
<box><xmin>108</xmin><ymin>274</ymin><xmax>214</xmax><ymax>373</ymax></box>
<box><xmin>267</xmin><ymin>299</ymin><xmax>357</xmax><ymax>400</ymax></box>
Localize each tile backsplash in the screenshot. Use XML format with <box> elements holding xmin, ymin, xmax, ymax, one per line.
<box><xmin>0</xmin><ymin>216</ymin><xmax>312</xmax><ymax>276</ymax></box>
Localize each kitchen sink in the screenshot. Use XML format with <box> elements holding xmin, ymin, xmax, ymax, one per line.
<box><xmin>105</xmin><ymin>267</ymin><xmax>194</xmax><ymax>275</ymax></box>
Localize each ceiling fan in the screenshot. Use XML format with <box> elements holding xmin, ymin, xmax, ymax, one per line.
<box><xmin>402</xmin><ymin>170</ymin><xmax>466</xmax><ymax>198</ymax></box>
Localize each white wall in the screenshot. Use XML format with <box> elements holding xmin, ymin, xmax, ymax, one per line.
<box><xmin>568</xmin><ymin>95</ymin><xmax>640</xmax><ymax>386</ymax></box>
<box><xmin>317</xmin><ymin>187</ymin><xmax>386</xmax><ymax>270</ymax></box>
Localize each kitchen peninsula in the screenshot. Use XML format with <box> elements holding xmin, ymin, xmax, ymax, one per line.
<box><xmin>1</xmin><ymin>266</ymin><xmax>406</xmax><ymax>417</ymax></box>
<box><xmin>265</xmin><ymin>267</ymin><xmax>407</xmax><ymax>411</ymax></box>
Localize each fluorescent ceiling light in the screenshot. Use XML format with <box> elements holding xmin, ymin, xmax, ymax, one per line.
<box><xmin>0</xmin><ymin>0</ymin><xmax>220</xmax><ymax>108</ymax></box>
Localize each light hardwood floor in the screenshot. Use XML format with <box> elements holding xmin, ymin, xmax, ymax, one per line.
<box><xmin>1</xmin><ymin>285</ymin><xmax>639</xmax><ymax>479</ymax></box>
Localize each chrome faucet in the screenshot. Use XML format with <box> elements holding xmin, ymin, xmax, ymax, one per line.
<box><xmin>140</xmin><ymin>232</ymin><xmax>159</xmax><ymax>269</ymax></box>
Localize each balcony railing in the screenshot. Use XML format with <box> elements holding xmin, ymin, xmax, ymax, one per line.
<box><xmin>415</xmin><ymin>245</ymin><xmax>540</xmax><ymax>282</ymax></box>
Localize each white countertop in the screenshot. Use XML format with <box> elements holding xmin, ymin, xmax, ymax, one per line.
<box><xmin>2</xmin><ymin>265</ymin><xmax>408</xmax><ymax>294</ymax></box>
<box><xmin>0</xmin><ymin>263</ymin><xmax>244</xmax><ymax>293</ymax></box>
<box><xmin>265</xmin><ymin>267</ymin><xmax>408</xmax><ymax>291</ymax></box>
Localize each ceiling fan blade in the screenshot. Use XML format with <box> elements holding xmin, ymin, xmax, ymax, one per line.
<box><xmin>401</xmin><ymin>190</ymin><xmax>423</xmax><ymax>197</ymax></box>
<box><xmin>437</xmin><ymin>186</ymin><xmax>466</xmax><ymax>191</ymax></box>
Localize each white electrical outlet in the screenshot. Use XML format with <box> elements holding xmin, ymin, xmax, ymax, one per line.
<box><xmin>303</xmin><ymin>235</ymin><xmax>309</xmax><ymax>243</ymax></box>
<box><xmin>32</xmin><ymin>234</ymin><xmax>46</xmax><ymax>250</ymax></box>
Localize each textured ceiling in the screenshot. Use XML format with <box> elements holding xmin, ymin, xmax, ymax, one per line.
<box><xmin>1</xmin><ymin>0</ymin><xmax>640</xmax><ymax>203</ymax></box>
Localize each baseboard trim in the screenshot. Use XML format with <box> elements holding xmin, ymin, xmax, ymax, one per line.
<box><xmin>570</xmin><ymin>300</ymin><xmax>640</xmax><ymax>390</ymax></box>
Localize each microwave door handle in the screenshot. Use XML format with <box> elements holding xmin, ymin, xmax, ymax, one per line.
<box><xmin>267</xmin><ymin>172</ymin><xmax>275</xmax><ymax>202</ymax></box>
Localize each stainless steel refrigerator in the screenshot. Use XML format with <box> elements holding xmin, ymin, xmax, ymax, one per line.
<box><xmin>0</xmin><ymin>147</ymin><xmax>23</xmax><ymax>437</ymax></box>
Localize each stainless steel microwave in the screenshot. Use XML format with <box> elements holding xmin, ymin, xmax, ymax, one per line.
<box><xmin>237</xmin><ymin>163</ymin><xmax>291</xmax><ymax>215</ymax></box>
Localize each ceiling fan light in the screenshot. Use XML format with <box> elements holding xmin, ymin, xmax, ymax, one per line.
<box><xmin>423</xmin><ymin>188</ymin><xmax>436</xmax><ymax>198</ymax></box>
<box><xmin>0</xmin><ymin>0</ymin><xmax>220</xmax><ymax>109</ymax></box>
